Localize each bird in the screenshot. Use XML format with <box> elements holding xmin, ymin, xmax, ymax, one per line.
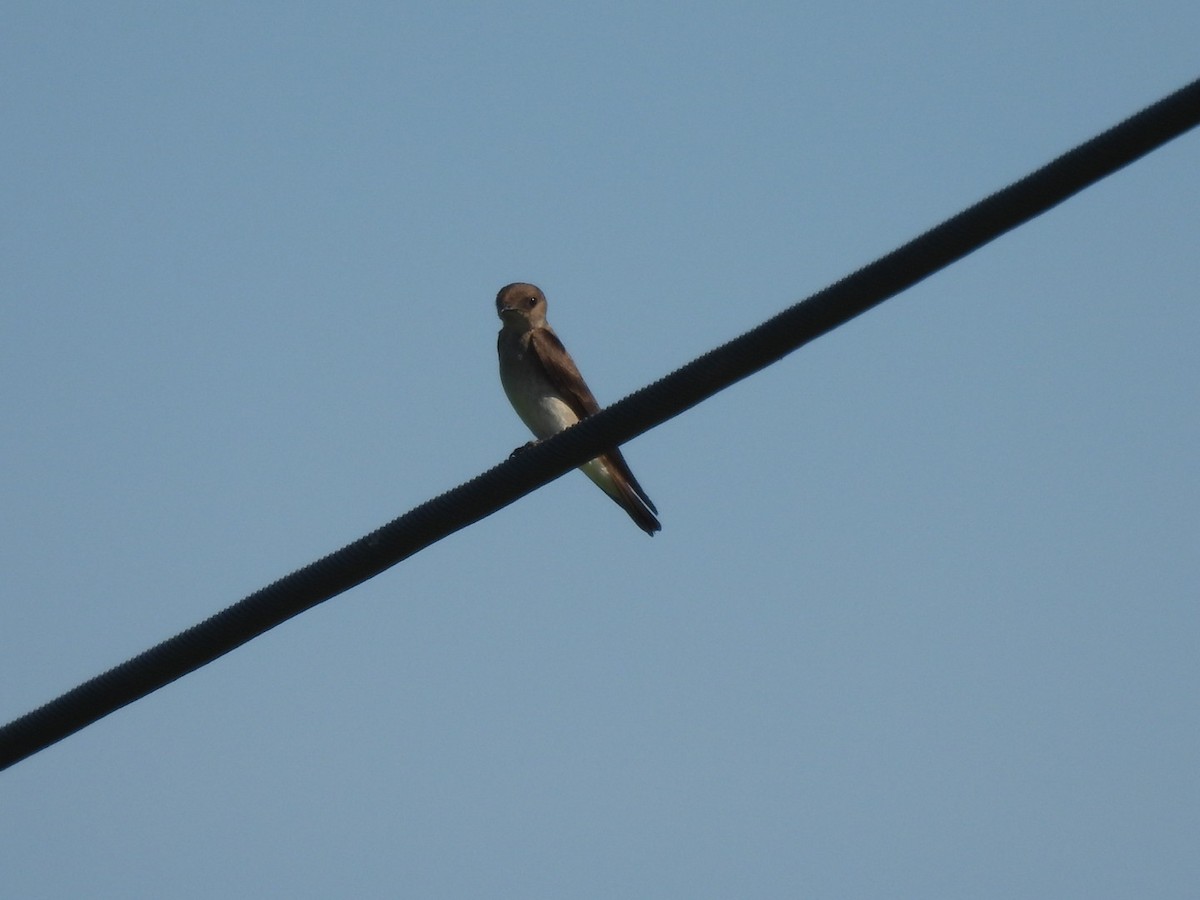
<box><xmin>495</xmin><ymin>282</ymin><xmax>661</xmax><ymax>535</ymax></box>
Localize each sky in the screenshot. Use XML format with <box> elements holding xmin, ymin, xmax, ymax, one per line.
<box><xmin>2</xmin><ymin>3</ymin><xmax>1197</xmax><ymax>897</ymax></box>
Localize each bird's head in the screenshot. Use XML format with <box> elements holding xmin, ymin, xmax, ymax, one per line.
<box><xmin>496</xmin><ymin>282</ymin><xmax>548</xmax><ymax>329</ymax></box>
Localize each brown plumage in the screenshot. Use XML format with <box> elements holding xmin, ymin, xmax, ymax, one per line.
<box><xmin>496</xmin><ymin>283</ymin><xmax>660</xmax><ymax>535</ymax></box>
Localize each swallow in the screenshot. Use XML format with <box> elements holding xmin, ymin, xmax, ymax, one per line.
<box><xmin>496</xmin><ymin>282</ymin><xmax>660</xmax><ymax>535</ymax></box>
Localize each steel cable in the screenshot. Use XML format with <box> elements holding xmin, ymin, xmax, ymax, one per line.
<box><xmin>3</xmin><ymin>76</ymin><xmax>1198</xmax><ymax>771</ymax></box>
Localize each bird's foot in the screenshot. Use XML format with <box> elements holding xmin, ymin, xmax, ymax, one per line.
<box><xmin>509</xmin><ymin>440</ymin><xmax>540</xmax><ymax>459</ymax></box>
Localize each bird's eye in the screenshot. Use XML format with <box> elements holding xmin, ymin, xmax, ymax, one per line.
<box><xmin>527</xmin><ymin>296</ymin><xmax>537</xmax><ymax>308</ymax></box>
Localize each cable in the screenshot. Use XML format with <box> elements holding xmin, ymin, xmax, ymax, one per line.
<box><xmin>3</xmin><ymin>76</ymin><xmax>1198</xmax><ymax>771</ymax></box>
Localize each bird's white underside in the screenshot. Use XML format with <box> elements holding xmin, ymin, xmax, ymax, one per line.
<box><xmin>506</xmin><ymin>387</ymin><xmax>579</xmax><ymax>441</ymax></box>
<box><xmin>503</xmin><ymin>385</ymin><xmax>622</xmax><ymax>501</ymax></box>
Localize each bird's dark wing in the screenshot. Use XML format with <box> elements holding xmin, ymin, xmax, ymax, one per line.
<box><xmin>528</xmin><ymin>326</ymin><xmax>602</xmax><ymax>418</ymax></box>
<box><xmin>528</xmin><ymin>327</ymin><xmax>658</xmax><ymax>515</ymax></box>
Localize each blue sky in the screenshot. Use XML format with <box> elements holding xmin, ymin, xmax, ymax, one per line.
<box><xmin>2</xmin><ymin>3</ymin><xmax>1197</xmax><ymax>897</ymax></box>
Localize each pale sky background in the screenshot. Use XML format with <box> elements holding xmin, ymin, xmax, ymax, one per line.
<box><xmin>2</xmin><ymin>3</ymin><xmax>1197</xmax><ymax>898</ymax></box>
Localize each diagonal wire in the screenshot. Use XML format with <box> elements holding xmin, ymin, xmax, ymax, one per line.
<box><xmin>3</xmin><ymin>76</ymin><xmax>1199</xmax><ymax>771</ymax></box>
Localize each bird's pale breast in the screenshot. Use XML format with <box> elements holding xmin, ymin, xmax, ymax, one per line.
<box><xmin>498</xmin><ymin>335</ymin><xmax>580</xmax><ymax>440</ymax></box>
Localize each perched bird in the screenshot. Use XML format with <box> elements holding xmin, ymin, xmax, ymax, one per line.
<box><xmin>496</xmin><ymin>282</ymin><xmax>661</xmax><ymax>535</ymax></box>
